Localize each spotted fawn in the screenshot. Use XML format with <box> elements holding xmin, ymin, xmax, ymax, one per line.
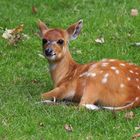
<box><xmin>38</xmin><ymin>20</ymin><xmax>140</xmax><ymax>110</ymax></box>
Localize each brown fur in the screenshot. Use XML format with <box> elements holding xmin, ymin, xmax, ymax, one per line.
<box><xmin>38</xmin><ymin>20</ymin><xmax>140</xmax><ymax>110</ymax></box>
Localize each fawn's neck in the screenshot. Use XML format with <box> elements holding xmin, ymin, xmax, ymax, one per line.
<box><xmin>49</xmin><ymin>51</ymin><xmax>78</xmax><ymax>87</ymax></box>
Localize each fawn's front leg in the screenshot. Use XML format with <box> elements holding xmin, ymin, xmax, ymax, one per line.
<box><xmin>41</xmin><ymin>86</ymin><xmax>66</xmax><ymax>100</ymax></box>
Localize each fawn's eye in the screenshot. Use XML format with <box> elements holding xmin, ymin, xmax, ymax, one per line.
<box><xmin>42</xmin><ymin>39</ymin><xmax>48</xmax><ymax>46</ymax></box>
<box><xmin>57</xmin><ymin>39</ymin><xmax>64</xmax><ymax>45</ymax></box>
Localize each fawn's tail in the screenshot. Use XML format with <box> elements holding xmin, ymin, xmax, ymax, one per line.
<box><xmin>84</xmin><ymin>97</ymin><xmax>140</xmax><ymax>111</ymax></box>
<box><xmin>102</xmin><ymin>97</ymin><xmax>140</xmax><ymax>111</ymax></box>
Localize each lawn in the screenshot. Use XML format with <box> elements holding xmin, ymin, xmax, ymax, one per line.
<box><xmin>0</xmin><ymin>0</ymin><xmax>140</xmax><ymax>139</ymax></box>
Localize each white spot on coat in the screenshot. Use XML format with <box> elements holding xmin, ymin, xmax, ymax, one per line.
<box><xmin>127</xmin><ymin>77</ymin><xmax>131</xmax><ymax>81</ymax></box>
<box><xmin>79</xmin><ymin>72</ymin><xmax>96</xmax><ymax>78</ymax></box>
<box><xmin>136</xmin><ymin>78</ymin><xmax>139</xmax><ymax>82</ymax></box>
<box><xmin>101</xmin><ymin>62</ymin><xmax>109</xmax><ymax>67</ymax></box>
<box><xmin>135</xmin><ymin>72</ymin><xmax>139</xmax><ymax>75</ymax></box>
<box><xmin>115</xmin><ymin>69</ymin><xmax>120</xmax><ymax>74</ymax></box>
<box><xmin>91</xmin><ymin>64</ymin><xmax>97</xmax><ymax>69</ymax></box>
<box><xmin>111</xmin><ymin>66</ymin><xmax>116</xmax><ymax>70</ymax></box>
<box><xmin>100</xmin><ymin>70</ymin><xmax>104</xmax><ymax>74</ymax></box>
<box><xmin>129</xmin><ymin>70</ymin><xmax>134</xmax><ymax>73</ymax></box>
<box><xmin>104</xmin><ymin>73</ymin><xmax>109</xmax><ymax>77</ymax></box>
<box><xmin>120</xmin><ymin>63</ymin><xmax>125</xmax><ymax>67</ymax></box>
<box><xmin>102</xmin><ymin>73</ymin><xmax>109</xmax><ymax>84</ymax></box>
<box><xmin>120</xmin><ymin>83</ymin><xmax>125</xmax><ymax>88</ymax></box>
<box><xmin>79</xmin><ymin>72</ymin><xmax>88</xmax><ymax>77</ymax></box>
<box><xmin>90</xmin><ymin>73</ymin><xmax>96</xmax><ymax>77</ymax></box>
<box><xmin>102</xmin><ymin>78</ymin><xmax>108</xmax><ymax>84</ymax></box>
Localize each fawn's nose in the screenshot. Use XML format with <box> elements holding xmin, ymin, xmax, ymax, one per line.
<box><xmin>45</xmin><ymin>48</ymin><xmax>53</xmax><ymax>56</ymax></box>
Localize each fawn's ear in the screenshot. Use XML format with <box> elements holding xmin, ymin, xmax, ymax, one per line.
<box><xmin>37</xmin><ymin>20</ymin><xmax>48</xmax><ymax>37</ymax></box>
<box><xmin>67</xmin><ymin>19</ymin><xmax>83</xmax><ymax>40</ymax></box>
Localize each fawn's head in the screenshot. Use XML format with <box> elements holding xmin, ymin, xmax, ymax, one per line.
<box><xmin>38</xmin><ymin>20</ymin><xmax>83</xmax><ymax>62</ymax></box>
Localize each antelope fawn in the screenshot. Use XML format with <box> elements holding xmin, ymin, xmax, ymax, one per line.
<box><xmin>38</xmin><ymin>20</ymin><xmax>140</xmax><ymax>110</ymax></box>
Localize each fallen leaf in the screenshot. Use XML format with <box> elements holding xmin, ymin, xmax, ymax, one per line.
<box><xmin>2</xmin><ymin>29</ymin><xmax>14</xmax><ymax>40</ymax></box>
<box><xmin>125</xmin><ymin>111</ymin><xmax>135</xmax><ymax>119</ymax></box>
<box><xmin>22</xmin><ymin>33</ymin><xmax>30</xmax><ymax>40</ymax></box>
<box><xmin>2</xmin><ymin>24</ymin><xmax>29</xmax><ymax>45</ymax></box>
<box><xmin>135</xmin><ymin>126</ymin><xmax>140</xmax><ymax>131</ymax></box>
<box><xmin>131</xmin><ymin>9</ymin><xmax>138</xmax><ymax>16</ymax></box>
<box><xmin>95</xmin><ymin>37</ymin><xmax>104</xmax><ymax>44</ymax></box>
<box><xmin>32</xmin><ymin>6</ymin><xmax>38</xmax><ymax>14</ymax></box>
<box><xmin>64</xmin><ymin>124</ymin><xmax>73</xmax><ymax>132</ymax></box>
<box><xmin>130</xmin><ymin>42</ymin><xmax>140</xmax><ymax>47</ymax></box>
<box><xmin>76</xmin><ymin>49</ymin><xmax>82</xmax><ymax>54</ymax></box>
<box><xmin>39</xmin><ymin>122</ymin><xmax>44</xmax><ymax>127</ymax></box>
<box><xmin>86</xmin><ymin>134</ymin><xmax>93</xmax><ymax>140</ymax></box>
<box><xmin>12</xmin><ymin>24</ymin><xmax>24</xmax><ymax>34</ymax></box>
<box><xmin>31</xmin><ymin>79</ymin><xmax>38</xmax><ymax>84</ymax></box>
<box><xmin>132</xmin><ymin>133</ymin><xmax>140</xmax><ymax>140</ymax></box>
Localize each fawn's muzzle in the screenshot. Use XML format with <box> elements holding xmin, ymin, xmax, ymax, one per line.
<box><xmin>45</xmin><ymin>48</ymin><xmax>53</xmax><ymax>56</ymax></box>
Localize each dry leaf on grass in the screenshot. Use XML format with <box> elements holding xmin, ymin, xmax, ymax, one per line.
<box><xmin>95</xmin><ymin>37</ymin><xmax>104</xmax><ymax>44</ymax></box>
<box><xmin>76</xmin><ymin>49</ymin><xmax>82</xmax><ymax>54</ymax></box>
<box><xmin>32</xmin><ymin>6</ymin><xmax>38</xmax><ymax>14</ymax></box>
<box><xmin>31</xmin><ymin>79</ymin><xmax>39</xmax><ymax>84</ymax></box>
<box><xmin>131</xmin><ymin>9</ymin><xmax>138</xmax><ymax>16</ymax></box>
<box><xmin>125</xmin><ymin>111</ymin><xmax>135</xmax><ymax>119</ymax></box>
<box><xmin>135</xmin><ymin>126</ymin><xmax>140</xmax><ymax>131</ymax></box>
<box><xmin>39</xmin><ymin>122</ymin><xmax>44</xmax><ymax>127</ymax></box>
<box><xmin>2</xmin><ymin>24</ymin><xmax>29</xmax><ymax>45</ymax></box>
<box><xmin>64</xmin><ymin>124</ymin><xmax>73</xmax><ymax>132</ymax></box>
<box><xmin>132</xmin><ymin>133</ymin><xmax>140</xmax><ymax>140</ymax></box>
<box><xmin>71</xmin><ymin>47</ymin><xmax>82</xmax><ymax>54</ymax></box>
<box><xmin>86</xmin><ymin>135</ymin><xmax>93</xmax><ymax>140</ymax></box>
<box><xmin>130</xmin><ymin>42</ymin><xmax>140</xmax><ymax>47</ymax></box>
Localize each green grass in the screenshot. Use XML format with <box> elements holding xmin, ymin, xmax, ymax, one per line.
<box><xmin>0</xmin><ymin>0</ymin><xmax>140</xmax><ymax>139</ymax></box>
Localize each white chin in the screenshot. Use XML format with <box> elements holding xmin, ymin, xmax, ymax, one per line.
<box><xmin>47</xmin><ymin>55</ymin><xmax>56</xmax><ymax>61</ymax></box>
